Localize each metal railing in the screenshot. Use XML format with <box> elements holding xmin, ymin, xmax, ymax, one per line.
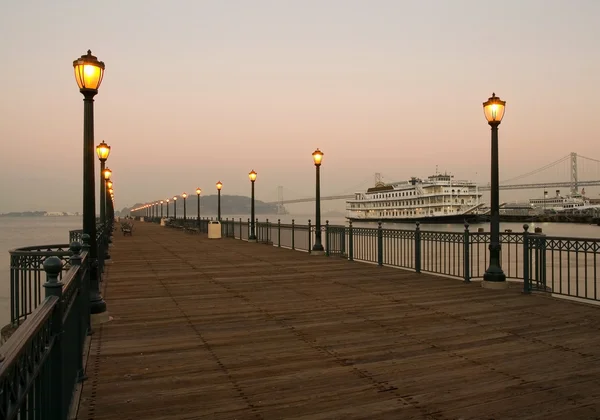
<box><xmin>0</xmin><ymin>242</ymin><xmax>90</xmax><ymax>420</ymax></box>
<box><xmin>151</xmin><ymin>217</ymin><xmax>600</xmax><ymax>303</ymax></box>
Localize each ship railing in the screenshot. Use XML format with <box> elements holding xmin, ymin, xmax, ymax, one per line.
<box><xmin>225</xmin><ymin>220</ymin><xmax>600</xmax><ymax>304</ymax></box>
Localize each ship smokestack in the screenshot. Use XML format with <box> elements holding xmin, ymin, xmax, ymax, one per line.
<box><xmin>556</xmin><ymin>189</ymin><xmax>560</xmax><ymax>197</ymax></box>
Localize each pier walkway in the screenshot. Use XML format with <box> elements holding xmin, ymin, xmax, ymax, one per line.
<box><xmin>78</xmin><ymin>223</ymin><xmax>600</xmax><ymax>419</ymax></box>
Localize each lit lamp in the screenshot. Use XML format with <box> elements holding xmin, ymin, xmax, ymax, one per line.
<box><xmin>311</xmin><ymin>149</ymin><xmax>325</xmax><ymax>254</ymax></box>
<box><xmin>482</xmin><ymin>93</ymin><xmax>507</xmax><ymax>288</ymax></box>
<box><xmin>74</xmin><ymin>49</ymin><xmax>106</xmax><ymax>315</ymax></box>
<box><xmin>103</xmin><ymin>167</ymin><xmax>112</xmax><ymax>181</ymax></box>
<box><xmin>196</xmin><ymin>188</ymin><xmax>202</xmax><ymax>226</ymax></box>
<box><xmin>248</xmin><ymin>170</ymin><xmax>257</xmax><ymax>241</ymax></box>
<box><xmin>173</xmin><ymin>196</ymin><xmax>178</xmax><ymax>220</ymax></box>
<box><xmin>216</xmin><ymin>181</ymin><xmax>223</xmax><ymax>221</ymax></box>
<box><xmin>182</xmin><ymin>192</ymin><xmax>188</xmax><ymax>221</ymax></box>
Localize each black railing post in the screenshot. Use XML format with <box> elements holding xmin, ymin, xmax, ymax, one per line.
<box><xmin>69</xmin><ymin>241</ymin><xmax>87</xmax><ymax>382</ymax></box>
<box><xmin>523</xmin><ymin>224</ymin><xmax>531</xmax><ymax>294</ymax></box>
<box><xmin>239</xmin><ymin>217</ymin><xmax>242</xmax><ymax>239</ymax></box>
<box><xmin>81</xmin><ymin>234</ymin><xmax>92</xmax><ymax>334</ymax></box>
<box><xmin>43</xmin><ymin>256</ymin><xmax>65</xmax><ymax>419</ymax></box>
<box><xmin>292</xmin><ymin>219</ymin><xmax>295</xmax><ymax>250</ymax></box>
<box><xmin>247</xmin><ymin>218</ymin><xmax>250</xmax><ymax>239</ymax></box>
<box><xmin>348</xmin><ymin>221</ymin><xmax>354</xmax><ymax>261</ymax></box>
<box><xmin>377</xmin><ymin>221</ymin><xmax>383</xmax><ymax>266</ymax></box>
<box><xmin>325</xmin><ymin>220</ymin><xmax>330</xmax><ymax>256</ymax></box>
<box><xmin>340</xmin><ymin>225</ymin><xmax>346</xmax><ymax>256</ymax></box>
<box><xmin>463</xmin><ymin>223</ymin><xmax>471</xmax><ymax>283</ymax></box>
<box><xmin>278</xmin><ymin>219</ymin><xmax>281</xmax><ymax>247</ymax></box>
<box><xmin>415</xmin><ymin>222</ymin><xmax>421</xmax><ymax>273</ymax></box>
<box><xmin>308</xmin><ymin>219</ymin><xmax>312</xmax><ymax>253</ymax></box>
<box><xmin>266</xmin><ymin>218</ymin><xmax>270</xmax><ymax>243</ymax></box>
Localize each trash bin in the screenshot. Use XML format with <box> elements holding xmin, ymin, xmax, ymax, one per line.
<box><xmin>208</xmin><ymin>221</ymin><xmax>222</xmax><ymax>239</ymax></box>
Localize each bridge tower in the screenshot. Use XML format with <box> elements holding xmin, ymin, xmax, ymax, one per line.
<box><xmin>570</xmin><ymin>152</ymin><xmax>578</xmax><ymax>194</ymax></box>
<box><xmin>276</xmin><ymin>186</ymin><xmax>288</xmax><ymax>215</ymax></box>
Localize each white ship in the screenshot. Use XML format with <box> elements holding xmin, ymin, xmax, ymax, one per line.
<box><xmin>530</xmin><ymin>189</ymin><xmax>600</xmax><ymax>213</ymax></box>
<box><xmin>346</xmin><ymin>173</ymin><xmax>484</xmax><ymax>222</ymax></box>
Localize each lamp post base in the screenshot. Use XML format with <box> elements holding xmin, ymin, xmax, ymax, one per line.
<box><xmin>311</xmin><ymin>250</ymin><xmax>326</xmax><ymax>256</ymax></box>
<box><xmin>247</xmin><ymin>238</ymin><xmax>257</xmax><ymax>243</ymax></box>
<box><xmin>90</xmin><ymin>295</ymin><xmax>107</xmax><ymax>314</ymax></box>
<box><xmin>482</xmin><ymin>280</ymin><xmax>509</xmax><ymax>290</ymax></box>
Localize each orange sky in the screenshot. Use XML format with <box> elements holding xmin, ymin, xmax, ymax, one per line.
<box><xmin>1</xmin><ymin>0</ymin><xmax>599</xmax><ymax>213</ymax></box>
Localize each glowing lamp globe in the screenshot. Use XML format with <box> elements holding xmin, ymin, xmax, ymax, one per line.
<box><xmin>249</xmin><ymin>170</ymin><xmax>257</xmax><ymax>182</ymax></box>
<box><xmin>483</xmin><ymin>93</ymin><xmax>506</xmax><ymax>125</ymax></box>
<box><xmin>96</xmin><ymin>141</ymin><xmax>111</xmax><ymax>161</ymax></box>
<box><xmin>312</xmin><ymin>148</ymin><xmax>324</xmax><ymax>166</ymax></box>
<box><xmin>73</xmin><ymin>50</ymin><xmax>105</xmax><ymax>92</ymax></box>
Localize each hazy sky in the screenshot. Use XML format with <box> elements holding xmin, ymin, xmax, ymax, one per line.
<box><xmin>1</xmin><ymin>0</ymin><xmax>599</xmax><ymax>213</ymax></box>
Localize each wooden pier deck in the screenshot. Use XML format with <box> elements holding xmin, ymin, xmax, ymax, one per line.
<box><xmin>77</xmin><ymin>222</ymin><xmax>600</xmax><ymax>420</ymax></box>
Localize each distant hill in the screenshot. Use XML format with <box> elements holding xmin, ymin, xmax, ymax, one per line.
<box><xmin>120</xmin><ymin>194</ymin><xmax>278</xmax><ymax>217</ymax></box>
<box><xmin>0</xmin><ymin>211</ymin><xmax>46</xmax><ymax>217</ymax></box>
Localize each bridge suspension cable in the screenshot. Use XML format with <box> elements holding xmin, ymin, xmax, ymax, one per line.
<box><xmin>500</xmin><ymin>154</ymin><xmax>570</xmax><ymax>184</ymax></box>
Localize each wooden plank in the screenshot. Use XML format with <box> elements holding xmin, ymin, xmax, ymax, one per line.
<box><xmin>77</xmin><ymin>222</ymin><xmax>600</xmax><ymax>420</ymax></box>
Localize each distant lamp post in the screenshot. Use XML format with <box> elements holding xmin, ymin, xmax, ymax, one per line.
<box><xmin>173</xmin><ymin>196</ymin><xmax>178</xmax><ymax>219</ymax></box>
<box><xmin>103</xmin><ymin>167</ymin><xmax>112</xmax><ymax>182</ymax></box>
<box><xmin>482</xmin><ymin>93</ymin><xmax>507</xmax><ymax>288</ymax></box>
<box><xmin>160</xmin><ymin>200</ymin><xmax>164</xmax><ymax>218</ymax></box>
<box><xmin>311</xmin><ymin>148</ymin><xmax>325</xmax><ymax>254</ymax></box>
<box><xmin>216</xmin><ymin>181</ymin><xmax>223</xmax><ymax>221</ymax></box>
<box><xmin>248</xmin><ymin>170</ymin><xmax>257</xmax><ymax>241</ymax></box>
<box><xmin>182</xmin><ymin>192</ymin><xmax>188</xmax><ymax>221</ymax></box>
<box><xmin>166</xmin><ymin>198</ymin><xmax>170</xmax><ymax>218</ymax></box>
<box><xmin>74</xmin><ymin>49</ymin><xmax>106</xmax><ymax>314</ymax></box>
<box><xmin>196</xmin><ymin>188</ymin><xmax>202</xmax><ymax>226</ymax></box>
<box><xmin>96</xmin><ymin>141</ymin><xmax>110</xmax><ymax>230</ymax></box>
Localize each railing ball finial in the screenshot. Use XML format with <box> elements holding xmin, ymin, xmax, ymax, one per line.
<box><xmin>81</xmin><ymin>233</ymin><xmax>91</xmax><ymax>251</ymax></box>
<box><xmin>70</xmin><ymin>241</ymin><xmax>83</xmax><ymax>255</ymax></box>
<box><xmin>415</xmin><ymin>221</ymin><xmax>420</xmax><ymax>230</ymax></box>
<box><xmin>43</xmin><ymin>256</ymin><xmax>63</xmax><ymax>282</ymax></box>
<box><xmin>523</xmin><ymin>224</ymin><xmax>529</xmax><ymax>232</ymax></box>
<box><xmin>464</xmin><ymin>222</ymin><xmax>470</xmax><ymax>231</ymax></box>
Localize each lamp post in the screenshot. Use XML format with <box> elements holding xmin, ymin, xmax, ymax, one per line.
<box><xmin>248</xmin><ymin>170</ymin><xmax>257</xmax><ymax>241</ymax></box>
<box><xmin>482</xmin><ymin>93</ymin><xmax>507</xmax><ymax>288</ymax></box>
<box><xmin>311</xmin><ymin>149</ymin><xmax>325</xmax><ymax>254</ymax></box>
<box><xmin>160</xmin><ymin>200</ymin><xmax>164</xmax><ymax>218</ymax></box>
<box><xmin>216</xmin><ymin>181</ymin><xmax>223</xmax><ymax>221</ymax></box>
<box><xmin>173</xmin><ymin>196</ymin><xmax>178</xmax><ymax>219</ymax></box>
<box><xmin>73</xmin><ymin>49</ymin><xmax>106</xmax><ymax>314</ymax></box>
<box><xmin>196</xmin><ymin>188</ymin><xmax>202</xmax><ymax>226</ymax></box>
<box><xmin>96</xmin><ymin>141</ymin><xmax>110</xmax><ymax>230</ymax></box>
<box><xmin>182</xmin><ymin>193</ymin><xmax>188</xmax><ymax>221</ymax></box>
<box><xmin>166</xmin><ymin>198</ymin><xmax>170</xmax><ymax>218</ymax></box>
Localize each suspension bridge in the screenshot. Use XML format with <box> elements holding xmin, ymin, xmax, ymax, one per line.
<box><xmin>270</xmin><ymin>152</ymin><xmax>600</xmax><ymax>210</ymax></box>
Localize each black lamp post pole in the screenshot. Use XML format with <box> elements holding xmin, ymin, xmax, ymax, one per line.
<box><xmin>249</xmin><ymin>181</ymin><xmax>256</xmax><ymax>240</ymax></box>
<box><xmin>174</xmin><ymin>200</ymin><xmax>177</xmax><ymax>220</ymax></box>
<box><xmin>312</xmin><ymin>164</ymin><xmax>324</xmax><ymax>252</ymax></box>
<box><xmin>161</xmin><ymin>202</ymin><xmax>163</xmax><ymax>218</ymax></box>
<box><xmin>166</xmin><ymin>201</ymin><xmax>169</xmax><ymax>218</ymax></box>
<box><xmin>99</xmin><ymin>161</ymin><xmax>106</xmax><ymax>229</ymax></box>
<box><xmin>483</xmin><ymin>122</ymin><xmax>506</xmax><ymax>282</ymax></box>
<box><xmin>183</xmin><ymin>197</ymin><xmax>187</xmax><ymax>221</ymax></box>
<box><xmin>218</xmin><ymin>190</ymin><xmax>221</xmax><ymax>221</ymax></box>
<box><xmin>82</xmin><ymin>91</ymin><xmax>106</xmax><ymax>314</ymax></box>
<box><xmin>197</xmin><ymin>194</ymin><xmax>200</xmax><ymax>226</ymax></box>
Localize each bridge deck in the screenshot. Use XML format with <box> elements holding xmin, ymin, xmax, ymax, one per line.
<box><xmin>78</xmin><ymin>222</ymin><xmax>600</xmax><ymax>420</ymax></box>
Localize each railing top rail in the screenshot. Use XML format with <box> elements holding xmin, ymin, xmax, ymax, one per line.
<box><xmin>9</xmin><ymin>244</ymin><xmax>72</xmax><ymax>256</ymax></box>
<box><xmin>0</xmin><ymin>296</ymin><xmax>57</xmax><ymax>375</ymax></box>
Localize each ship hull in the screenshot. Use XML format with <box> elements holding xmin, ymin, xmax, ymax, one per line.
<box><xmin>347</xmin><ymin>213</ymin><xmax>485</xmax><ymax>224</ymax></box>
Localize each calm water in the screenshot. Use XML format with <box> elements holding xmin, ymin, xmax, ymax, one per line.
<box><xmin>0</xmin><ymin>216</ymin><xmax>82</xmax><ymax>327</ymax></box>
<box><xmin>1</xmin><ymin>215</ymin><xmax>599</xmax><ymax>328</ymax></box>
